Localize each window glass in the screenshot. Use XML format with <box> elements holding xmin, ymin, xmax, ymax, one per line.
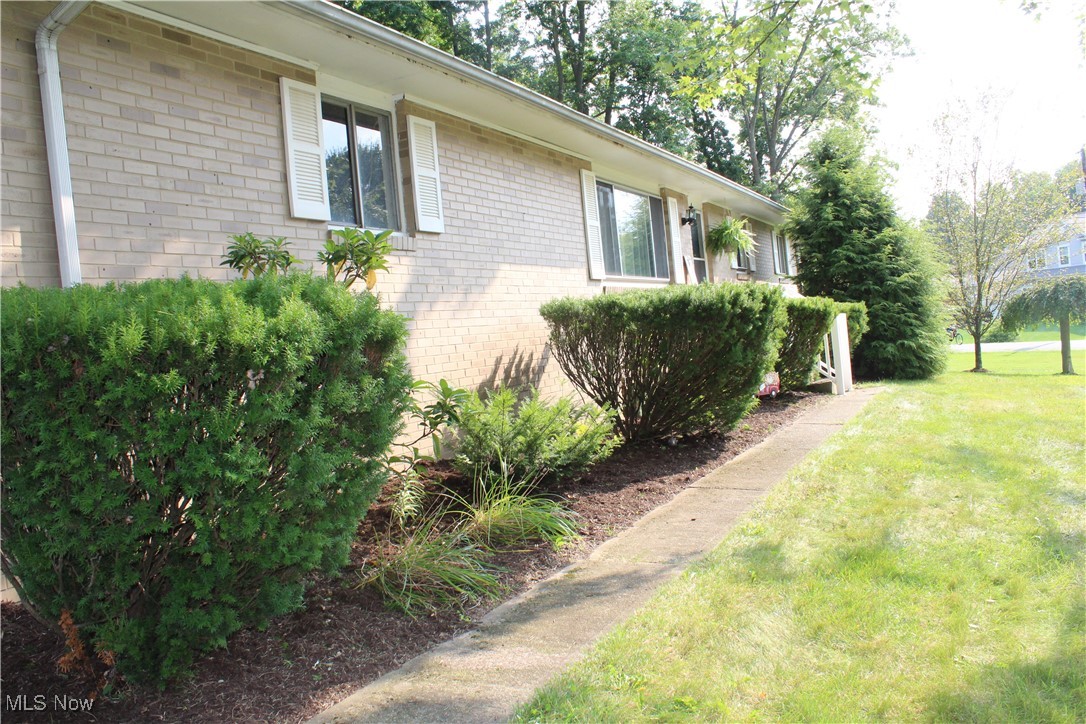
<box><xmin>321</xmin><ymin>99</ymin><xmax>398</xmax><ymax>230</ymax></box>
<box><xmin>595</xmin><ymin>182</ymin><xmax>667</xmax><ymax>279</ymax></box>
<box><xmin>322</xmin><ymin>102</ymin><xmax>356</xmax><ymax>226</ymax></box>
<box><xmin>1058</xmin><ymin>245</ymin><xmax>1070</xmax><ymax>265</ymax></box>
<box><xmin>355</xmin><ymin>112</ymin><xmax>390</xmax><ymax>230</ymax></box>
<box><xmin>690</xmin><ymin>211</ymin><xmax>708</xmax><ymax>283</ymax></box>
<box><xmin>775</xmin><ymin>233</ymin><xmax>790</xmax><ymax>275</ymax></box>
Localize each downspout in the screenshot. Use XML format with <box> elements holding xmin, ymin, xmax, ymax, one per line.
<box><xmin>36</xmin><ymin>1</ymin><xmax>90</xmax><ymax>287</ymax></box>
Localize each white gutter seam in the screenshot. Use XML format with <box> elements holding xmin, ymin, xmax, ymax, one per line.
<box><xmin>280</xmin><ymin>0</ymin><xmax>787</xmax><ymax>215</ymax></box>
<box><xmin>37</xmin><ymin>1</ymin><xmax>91</xmax><ymax>288</ymax></box>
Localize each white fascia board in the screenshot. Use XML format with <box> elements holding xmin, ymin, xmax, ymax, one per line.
<box><xmin>276</xmin><ymin>0</ymin><xmax>786</xmax><ymax>217</ymax></box>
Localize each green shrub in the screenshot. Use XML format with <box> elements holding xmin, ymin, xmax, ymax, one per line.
<box><xmin>541</xmin><ymin>283</ymin><xmax>785</xmax><ymax>441</ymax></box>
<box><xmin>777</xmin><ymin>297</ymin><xmax>838</xmax><ymax>391</ymax></box>
<box><xmin>981</xmin><ymin>320</ymin><xmax>1018</xmax><ymax>343</ymax></box>
<box><xmin>452</xmin><ymin>387</ymin><xmax>618</xmax><ymax>480</ymax></box>
<box><xmin>0</xmin><ymin>274</ymin><xmax>411</xmax><ymax>685</ymax></box>
<box><xmin>835</xmin><ymin>301</ymin><xmax>869</xmax><ymax>351</ymax></box>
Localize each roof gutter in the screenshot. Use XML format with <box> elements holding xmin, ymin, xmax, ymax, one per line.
<box><xmin>280</xmin><ymin>0</ymin><xmax>787</xmax><ymax>215</ymax></box>
<box><xmin>37</xmin><ymin>0</ymin><xmax>90</xmax><ymax>288</ymax></box>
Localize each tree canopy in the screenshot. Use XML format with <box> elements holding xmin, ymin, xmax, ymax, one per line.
<box><xmin>1001</xmin><ymin>276</ymin><xmax>1086</xmax><ymax>374</ymax></box>
<box><xmin>925</xmin><ymin>98</ymin><xmax>1071</xmax><ymax>372</ymax></box>
<box><xmin>342</xmin><ymin>0</ymin><xmax>901</xmax><ymax>189</ymax></box>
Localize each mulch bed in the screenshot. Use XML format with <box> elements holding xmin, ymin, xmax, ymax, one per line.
<box><xmin>1</xmin><ymin>392</ymin><xmax>825</xmax><ymax>723</ymax></box>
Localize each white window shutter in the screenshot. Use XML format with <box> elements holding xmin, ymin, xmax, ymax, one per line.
<box><xmin>407</xmin><ymin>115</ymin><xmax>445</xmax><ymax>233</ymax></box>
<box><xmin>279</xmin><ymin>77</ymin><xmax>330</xmax><ymax>221</ymax></box>
<box><xmin>772</xmin><ymin>230</ymin><xmax>783</xmax><ymax>274</ymax></box>
<box><xmin>580</xmin><ymin>169</ymin><xmax>604</xmax><ymax>280</ymax></box>
<box><xmin>666</xmin><ymin>197</ymin><xmax>687</xmax><ymax>284</ymax></box>
<box><xmin>784</xmin><ymin>236</ymin><xmax>794</xmax><ymax>274</ymax></box>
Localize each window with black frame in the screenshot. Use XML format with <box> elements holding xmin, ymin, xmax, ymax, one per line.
<box><xmin>321</xmin><ymin>99</ymin><xmax>398</xmax><ymax>230</ymax></box>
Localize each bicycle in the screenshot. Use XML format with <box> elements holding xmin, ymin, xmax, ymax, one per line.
<box><xmin>946</xmin><ymin>325</ymin><xmax>964</xmax><ymax>344</ymax></box>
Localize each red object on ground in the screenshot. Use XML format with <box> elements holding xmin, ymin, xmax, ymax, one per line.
<box><xmin>757</xmin><ymin>371</ymin><xmax>780</xmax><ymax>398</ymax></box>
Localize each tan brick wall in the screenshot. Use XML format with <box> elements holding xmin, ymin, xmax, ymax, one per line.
<box><xmin>1</xmin><ymin>5</ymin><xmax>599</xmax><ymax>400</ymax></box>
<box><xmin>390</xmin><ymin>100</ymin><xmax>594</xmax><ymax>398</ymax></box>
<box><xmin>1</xmin><ymin>3</ymin><xmax>324</xmax><ymax>287</ymax></box>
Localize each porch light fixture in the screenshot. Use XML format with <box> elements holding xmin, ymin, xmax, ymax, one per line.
<box><xmin>679</xmin><ymin>204</ymin><xmax>697</xmax><ymax>226</ymax></box>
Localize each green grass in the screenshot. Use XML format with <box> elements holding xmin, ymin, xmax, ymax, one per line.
<box><xmin>516</xmin><ymin>351</ymin><xmax>1085</xmax><ymax>722</ymax></box>
<box><xmin>965</xmin><ymin>323</ymin><xmax>1086</xmax><ymax>344</ymax></box>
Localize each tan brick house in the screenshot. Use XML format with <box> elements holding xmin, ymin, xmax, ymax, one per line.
<box><xmin>1</xmin><ymin>0</ymin><xmax>796</xmax><ymax>400</ymax></box>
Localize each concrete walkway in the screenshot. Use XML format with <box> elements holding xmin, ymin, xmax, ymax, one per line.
<box><xmin>310</xmin><ymin>387</ymin><xmax>883</xmax><ymax>724</ymax></box>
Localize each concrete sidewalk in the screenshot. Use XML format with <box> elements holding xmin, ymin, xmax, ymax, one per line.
<box><xmin>310</xmin><ymin>387</ymin><xmax>883</xmax><ymax>724</ymax></box>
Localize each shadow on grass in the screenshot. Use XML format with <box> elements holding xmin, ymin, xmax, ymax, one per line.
<box><xmin>927</xmin><ymin>601</ymin><xmax>1086</xmax><ymax>722</ymax></box>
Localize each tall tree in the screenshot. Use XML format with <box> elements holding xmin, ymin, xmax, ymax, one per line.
<box><xmin>925</xmin><ymin>101</ymin><xmax>1070</xmax><ymax>372</ymax></box>
<box><xmin>677</xmin><ymin>0</ymin><xmax>902</xmax><ymax>198</ymax></box>
<box><xmin>785</xmin><ymin>126</ymin><xmax>946</xmax><ymax>380</ymax></box>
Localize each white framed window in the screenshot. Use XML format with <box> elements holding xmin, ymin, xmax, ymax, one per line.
<box><xmin>1027</xmin><ymin>250</ymin><xmax>1046</xmax><ymax>270</ymax></box>
<box><xmin>322</xmin><ymin>98</ymin><xmax>399</xmax><ymax>231</ymax></box>
<box><xmin>1058</xmin><ymin>244</ymin><xmax>1070</xmax><ymax>266</ymax></box>
<box><xmin>282</xmin><ymin>78</ymin><xmax>444</xmax><ymax>234</ymax></box>
<box><xmin>595</xmin><ymin>181</ymin><xmax>669</xmax><ymax>280</ymax></box>
<box><xmin>772</xmin><ymin>230</ymin><xmax>793</xmax><ymax>276</ymax></box>
<box><xmin>728</xmin><ymin>218</ymin><xmax>755</xmax><ymax>272</ymax></box>
<box><xmin>689</xmin><ymin>210</ymin><xmax>708</xmax><ymax>283</ymax></box>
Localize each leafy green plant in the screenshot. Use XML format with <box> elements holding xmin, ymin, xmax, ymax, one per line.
<box><xmin>385</xmin><ymin>379</ymin><xmax>470</xmax><ymax>526</ymax></box>
<box><xmin>452</xmin><ymin>386</ymin><xmax>619</xmax><ymax>480</ymax></box>
<box><xmin>0</xmin><ymin>274</ymin><xmax>411</xmax><ymax>685</ymax></box>
<box><xmin>459</xmin><ymin>464</ymin><xmax>580</xmax><ymax>549</ymax></box>
<box><xmin>541</xmin><ymin>283</ymin><xmax>785</xmax><ymax>441</ymax></box>
<box><xmin>318</xmin><ymin>227</ymin><xmax>393</xmax><ymax>290</ymax></box>
<box><xmin>357</xmin><ymin>520</ymin><xmax>502</xmax><ymax>615</ymax></box>
<box><xmin>219</xmin><ymin>232</ymin><xmax>296</xmax><ymax>278</ymax></box>
<box><xmin>705</xmin><ymin>217</ymin><xmax>755</xmax><ymax>257</ymax></box>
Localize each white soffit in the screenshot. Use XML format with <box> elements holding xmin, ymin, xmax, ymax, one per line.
<box><xmin>122</xmin><ymin>0</ymin><xmax>785</xmax><ymax>225</ymax></box>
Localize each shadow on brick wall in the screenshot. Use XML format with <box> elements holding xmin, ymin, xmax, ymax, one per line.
<box><xmin>477</xmin><ymin>345</ymin><xmax>551</xmax><ymax>397</ymax></box>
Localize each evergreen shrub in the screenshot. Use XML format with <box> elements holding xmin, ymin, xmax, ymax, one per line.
<box><xmin>541</xmin><ymin>283</ymin><xmax>785</xmax><ymax>441</ymax></box>
<box><xmin>452</xmin><ymin>387</ymin><xmax>618</xmax><ymax>480</ymax></box>
<box><xmin>1</xmin><ymin>274</ymin><xmax>411</xmax><ymax>685</ymax></box>
<box><xmin>835</xmin><ymin>301</ymin><xmax>869</xmax><ymax>351</ymax></box>
<box><xmin>777</xmin><ymin>296</ymin><xmax>838</xmax><ymax>390</ymax></box>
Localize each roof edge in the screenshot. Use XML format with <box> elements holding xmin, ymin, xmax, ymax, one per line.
<box><xmin>279</xmin><ymin>0</ymin><xmax>788</xmax><ymax>215</ymax></box>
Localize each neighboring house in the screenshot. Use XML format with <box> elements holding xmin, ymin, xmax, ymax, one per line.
<box><xmin>1028</xmin><ymin>210</ymin><xmax>1086</xmax><ymax>280</ymax></box>
<box><xmin>1</xmin><ymin>0</ymin><xmax>794</xmax><ymax>400</ymax></box>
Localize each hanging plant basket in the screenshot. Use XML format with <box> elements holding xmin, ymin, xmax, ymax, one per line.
<box><xmin>706</xmin><ymin>217</ymin><xmax>755</xmax><ymax>257</ymax></box>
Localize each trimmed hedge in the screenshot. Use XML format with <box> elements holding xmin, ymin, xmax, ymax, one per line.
<box><xmin>541</xmin><ymin>283</ymin><xmax>785</xmax><ymax>441</ymax></box>
<box><xmin>835</xmin><ymin>301</ymin><xmax>869</xmax><ymax>352</ymax></box>
<box><xmin>777</xmin><ymin>297</ymin><xmax>838</xmax><ymax>391</ymax></box>
<box><xmin>1</xmin><ymin>275</ymin><xmax>411</xmax><ymax>685</ymax></box>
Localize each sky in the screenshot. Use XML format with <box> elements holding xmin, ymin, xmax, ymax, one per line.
<box><xmin>870</xmin><ymin>0</ymin><xmax>1086</xmax><ymax>220</ymax></box>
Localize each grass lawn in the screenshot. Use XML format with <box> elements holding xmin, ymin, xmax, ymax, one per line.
<box><xmin>966</xmin><ymin>323</ymin><xmax>1086</xmax><ymax>344</ymax></box>
<box><xmin>517</xmin><ymin>351</ymin><xmax>1085</xmax><ymax>722</ymax></box>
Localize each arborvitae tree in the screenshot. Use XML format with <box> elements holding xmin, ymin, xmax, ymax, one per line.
<box><xmin>785</xmin><ymin>127</ymin><xmax>946</xmax><ymax>380</ymax></box>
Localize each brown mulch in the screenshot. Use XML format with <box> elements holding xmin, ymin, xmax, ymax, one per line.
<box><xmin>1</xmin><ymin>392</ymin><xmax>825</xmax><ymax>723</ymax></box>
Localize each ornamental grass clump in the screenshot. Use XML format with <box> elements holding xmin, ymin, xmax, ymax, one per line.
<box><xmin>0</xmin><ymin>274</ymin><xmax>411</xmax><ymax>686</ymax></box>
<box><xmin>541</xmin><ymin>283</ymin><xmax>785</xmax><ymax>441</ymax></box>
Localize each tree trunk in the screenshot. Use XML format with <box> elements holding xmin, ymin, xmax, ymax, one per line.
<box><xmin>1060</xmin><ymin>313</ymin><xmax>1075</xmax><ymax>374</ymax></box>
<box><xmin>973</xmin><ymin>335</ymin><xmax>984</xmax><ymax>372</ymax></box>
<box><xmin>483</xmin><ymin>1</ymin><xmax>492</xmax><ymax>71</ymax></box>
